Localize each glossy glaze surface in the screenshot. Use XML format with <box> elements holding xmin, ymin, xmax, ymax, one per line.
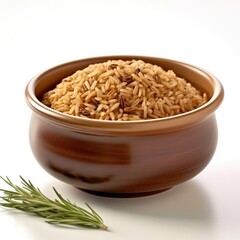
<box><xmin>25</xmin><ymin>56</ymin><xmax>224</xmax><ymax>196</ymax></box>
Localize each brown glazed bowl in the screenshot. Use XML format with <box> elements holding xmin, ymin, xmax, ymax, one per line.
<box><xmin>25</xmin><ymin>56</ymin><xmax>224</xmax><ymax>197</ymax></box>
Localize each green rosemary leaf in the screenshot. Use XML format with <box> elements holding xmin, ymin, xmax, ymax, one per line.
<box><xmin>0</xmin><ymin>176</ymin><xmax>107</xmax><ymax>230</ymax></box>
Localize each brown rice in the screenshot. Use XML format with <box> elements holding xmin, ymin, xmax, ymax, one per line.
<box><xmin>42</xmin><ymin>59</ymin><xmax>208</xmax><ymax>121</ymax></box>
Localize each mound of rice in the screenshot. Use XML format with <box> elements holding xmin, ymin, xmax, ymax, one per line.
<box><xmin>42</xmin><ymin>59</ymin><xmax>208</xmax><ymax>121</ymax></box>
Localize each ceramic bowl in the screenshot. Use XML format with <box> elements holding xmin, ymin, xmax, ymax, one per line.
<box><xmin>25</xmin><ymin>56</ymin><xmax>224</xmax><ymax>197</ymax></box>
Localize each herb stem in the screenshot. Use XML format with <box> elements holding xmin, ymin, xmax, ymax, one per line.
<box><xmin>0</xmin><ymin>176</ymin><xmax>107</xmax><ymax>230</ymax></box>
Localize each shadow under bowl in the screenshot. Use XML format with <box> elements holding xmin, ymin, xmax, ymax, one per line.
<box><xmin>25</xmin><ymin>55</ymin><xmax>224</xmax><ymax>197</ymax></box>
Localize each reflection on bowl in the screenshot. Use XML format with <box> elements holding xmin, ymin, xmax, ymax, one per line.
<box><xmin>25</xmin><ymin>56</ymin><xmax>224</xmax><ymax>197</ymax></box>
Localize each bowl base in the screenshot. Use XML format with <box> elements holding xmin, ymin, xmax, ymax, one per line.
<box><xmin>79</xmin><ymin>187</ymin><xmax>172</xmax><ymax>198</ymax></box>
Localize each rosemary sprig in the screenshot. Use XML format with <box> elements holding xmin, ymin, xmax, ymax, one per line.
<box><xmin>0</xmin><ymin>176</ymin><xmax>107</xmax><ymax>230</ymax></box>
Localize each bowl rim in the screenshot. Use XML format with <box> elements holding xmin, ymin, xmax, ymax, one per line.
<box><xmin>25</xmin><ymin>55</ymin><xmax>224</xmax><ymax>134</ymax></box>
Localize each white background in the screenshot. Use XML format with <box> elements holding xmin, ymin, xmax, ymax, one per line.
<box><xmin>0</xmin><ymin>0</ymin><xmax>239</xmax><ymax>239</ymax></box>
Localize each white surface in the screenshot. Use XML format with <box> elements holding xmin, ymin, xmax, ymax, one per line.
<box><xmin>0</xmin><ymin>0</ymin><xmax>240</xmax><ymax>239</ymax></box>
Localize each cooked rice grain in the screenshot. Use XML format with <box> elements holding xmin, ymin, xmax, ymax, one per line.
<box><xmin>42</xmin><ymin>59</ymin><xmax>208</xmax><ymax>121</ymax></box>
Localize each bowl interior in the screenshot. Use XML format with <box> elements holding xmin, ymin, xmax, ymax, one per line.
<box><xmin>26</xmin><ymin>55</ymin><xmax>224</xmax><ymax>135</ymax></box>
